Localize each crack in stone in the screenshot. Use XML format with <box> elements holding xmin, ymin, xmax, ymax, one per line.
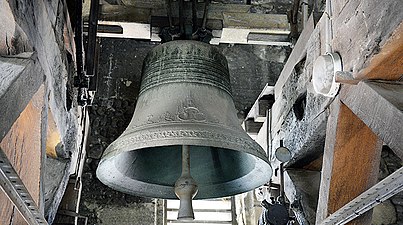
<box><xmin>5</xmin><ymin>34</ymin><xmax>11</xmax><ymax>55</ymax></box>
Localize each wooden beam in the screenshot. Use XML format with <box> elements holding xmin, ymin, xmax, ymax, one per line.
<box><xmin>332</xmin><ymin>1</ymin><xmax>403</xmax><ymax>78</ymax></box>
<box><xmin>84</xmin><ymin>3</ymin><xmax>252</xmax><ymax>23</ymax></box>
<box><xmin>0</xmin><ymin>85</ymin><xmax>45</xmax><ymax>225</ymax></box>
<box><xmin>0</xmin><ymin>53</ymin><xmax>43</xmax><ymax>141</ymax></box>
<box><xmin>245</xmin><ymin>85</ymin><xmax>274</xmax><ymax>123</ymax></box>
<box><xmin>315</xmin><ymin>99</ymin><xmax>382</xmax><ymax>224</ymax></box>
<box><xmin>222</xmin><ymin>13</ymin><xmax>289</xmax><ymax>31</ymax></box>
<box><xmin>0</xmin><ymin>147</ymin><xmax>48</xmax><ymax>225</ymax></box>
<box><xmin>284</xmin><ymin>169</ymin><xmax>321</xmax><ymax>225</ymax></box>
<box><xmin>355</xmin><ymin>21</ymin><xmax>403</xmax><ymax>81</ymax></box>
<box><xmin>271</xmin><ymin>14</ymin><xmax>315</xmax><ymax>133</ymax></box>
<box><xmin>340</xmin><ymin>81</ymin><xmax>403</xmax><ymax>159</ymax></box>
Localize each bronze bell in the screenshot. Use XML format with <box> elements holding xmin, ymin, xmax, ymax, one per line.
<box><xmin>96</xmin><ymin>41</ymin><xmax>272</xmax><ymax>203</ymax></box>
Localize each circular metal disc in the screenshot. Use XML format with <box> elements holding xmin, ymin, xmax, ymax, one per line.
<box><xmin>275</xmin><ymin>146</ymin><xmax>292</xmax><ymax>163</ymax></box>
<box><xmin>312</xmin><ymin>52</ymin><xmax>342</xmax><ymax>97</ymax></box>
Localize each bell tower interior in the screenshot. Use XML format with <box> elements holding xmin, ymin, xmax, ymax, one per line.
<box><xmin>0</xmin><ymin>0</ymin><xmax>402</xmax><ymax>225</ymax></box>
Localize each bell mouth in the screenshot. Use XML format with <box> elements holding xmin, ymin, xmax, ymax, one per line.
<box><xmin>96</xmin><ymin>145</ymin><xmax>272</xmax><ymax>199</ymax></box>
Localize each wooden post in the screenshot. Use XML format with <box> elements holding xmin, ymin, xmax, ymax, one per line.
<box><xmin>0</xmin><ymin>85</ymin><xmax>45</xmax><ymax>225</ymax></box>
<box><xmin>316</xmin><ymin>98</ymin><xmax>382</xmax><ymax>224</ymax></box>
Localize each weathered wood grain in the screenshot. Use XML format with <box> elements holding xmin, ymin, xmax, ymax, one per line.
<box><xmin>0</xmin><ymin>85</ymin><xmax>45</xmax><ymax>225</ymax></box>
<box><xmin>316</xmin><ymin>99</ymin><xmax>382</xmax><ymax>224</ymax></box>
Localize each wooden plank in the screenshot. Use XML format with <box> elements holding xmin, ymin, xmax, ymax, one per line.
<box><xmin>96</xmin><ymin>21</ymin><xmax>151</xmax><ymax>39</ymax></box>
<box><xmin>219</xmin><ymin>28</ymin><xmax>290</xmax><ymax>45</ymax></box>
<box><xmin>340</xmin><ymin>81</ymin><xmax>403</xmax><ymax>159</ymax></box>
<box><xmin>0</xmin><ymin>85</ymin><xmax>45</xmax><ymax>225</ymax></box>
<box><xmin>222</xmin><ymin>13</ymin><xmax>289</xmax><ymax>31</ymax></box>
<box><xmin>84</xmin><ymin>3</ymin><xmax>252</xmax><ymax>23</ymax></box>
<box><xmin>315</xmin><ymin>99</ymin><xmax>382</xmax><ymax>224</ymax></box>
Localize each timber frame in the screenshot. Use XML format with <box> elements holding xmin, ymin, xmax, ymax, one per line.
<box><xmin>244</xmin><ymin>0</ymin><xmax>403</xmax><ymax>224</ymax></box>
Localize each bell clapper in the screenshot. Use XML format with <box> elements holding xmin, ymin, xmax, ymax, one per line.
<box><xmin>174</xmin><ymin>145</ymin><xmax>198</xmax><ymax>220</ymax></box>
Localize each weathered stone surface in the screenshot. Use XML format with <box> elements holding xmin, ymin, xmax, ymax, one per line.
<box><xmin>43</xmin><ymin>156</ymin><xmax>71</xmax><ymax>222</ymax></box>
<box><xmin>377</xmin><ymin>146</ymin><xmax>403</xmax><ymax>225</ymax></box>
<box><xmin>372</xmin><ymin>200</ymin><xmax>397</xmax><ymax>225</ymax></box>
<box><xmin>87</xmin><ymin>203</ymin><xmax>155</xmax><ymax>225</ymax></box>
<box><xmin>80</xmin><ymin>168</ymin><xmax>153</xmax><ymax>224</ymax></box>
<box><xmin>285</xmin><ymin>169</ymin><xmax>321</xmax><ymax>225</ymax></box>
<box><xmin>0</xmin><ymin>1</ymin><xmax>33</xmax><ymax>55</ymax></box>
<box><xmin>220</xmin><ymin>44</ymin><xmax>288</xmax><ymax>118</ymax></box>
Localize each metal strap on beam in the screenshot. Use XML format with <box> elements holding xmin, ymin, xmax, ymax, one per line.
<box><xmin>320</xmin><ymin>166</ymin><xmax>403</xmax><ymax>225</ymax></box>
<box><xmin>0</xmin><ymin>147</ymin><xmax>48</xmax><ymax>225</ymax></box>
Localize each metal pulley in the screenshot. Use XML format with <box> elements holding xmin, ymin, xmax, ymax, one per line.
<box><xmin>96</xmin><ymin>40</ymin><xmax>272</xmax><ymax>217</ymax></box>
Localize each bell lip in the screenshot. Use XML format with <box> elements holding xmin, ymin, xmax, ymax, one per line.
<box><xmin>96</xmin><ymin>148</ymin><xmax>272</xmax><ymax>199</ymax></box>
<box><xmin>96</xmin><ymin>123</ymin><xmax>272</xmax><ymax>199</ymax></box>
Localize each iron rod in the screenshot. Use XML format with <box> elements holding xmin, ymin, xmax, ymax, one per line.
<box><xmin>179</xmin><ymin>0</ymin><xmax>185</xmax><ymax>36</ymax></box>
<box><xmin>202</xmin><ymin>0</ymin><xmax>210</xmax><ymax>30</ymax></box>
<box><xmin>75</xmin><ymin>0</ymin><xmax>84</xmax><ymax>80</ymax></box>
<box><xmin>85</xmin><ymin>0</ymin><xmax>100</xmax><ymax>76</ymax></box>
<box><xmin>279</xmin><ymin>163</ymin><xmax>285</xmax><ymax>198</ymax></box>
<box><xmin>192</xmin><ymin>0</ymin><xmax>198</xmax><ymax>32</ymax></box>
<box><xmin>181</xmin><ymin>145</ymin><xmax>190</xmax><ymax>176</ymax></box>
<box><xmin>166</xmin><ymin>0</ymin><xmax>173</xmax><ymax>28</ymax></box>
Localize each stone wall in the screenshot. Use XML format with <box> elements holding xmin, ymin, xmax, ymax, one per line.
<box><xmin>80</xmin><ymin>38</ymin><xmax>157</xmax><ymax>225</ymax></box>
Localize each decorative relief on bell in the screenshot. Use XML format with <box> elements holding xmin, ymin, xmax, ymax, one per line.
<box><xmin>177</xmin><ymin>96</ymin><xmax>206</xmax><ymax>122</ymax></box>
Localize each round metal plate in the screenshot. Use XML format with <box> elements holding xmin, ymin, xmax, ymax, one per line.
<box><xmin>312</xmin><ymin>52</ymin><xmax>342</xmax><ymax>97</ymax></box>
<box><xmin>275</xmin><ymin>146</ymin><xmax>292</xmax><ymax>163</ymax></box>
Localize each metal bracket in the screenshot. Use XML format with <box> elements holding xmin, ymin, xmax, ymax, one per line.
<box><xmin>320</xmin><ymin>166</ymin><xmax>403</xmax><ymax>225</ymax></box>
<box><xmin>0</xmin><ymin>148</ymin><xmax>48</xmax><ymax>225</ymax></box>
